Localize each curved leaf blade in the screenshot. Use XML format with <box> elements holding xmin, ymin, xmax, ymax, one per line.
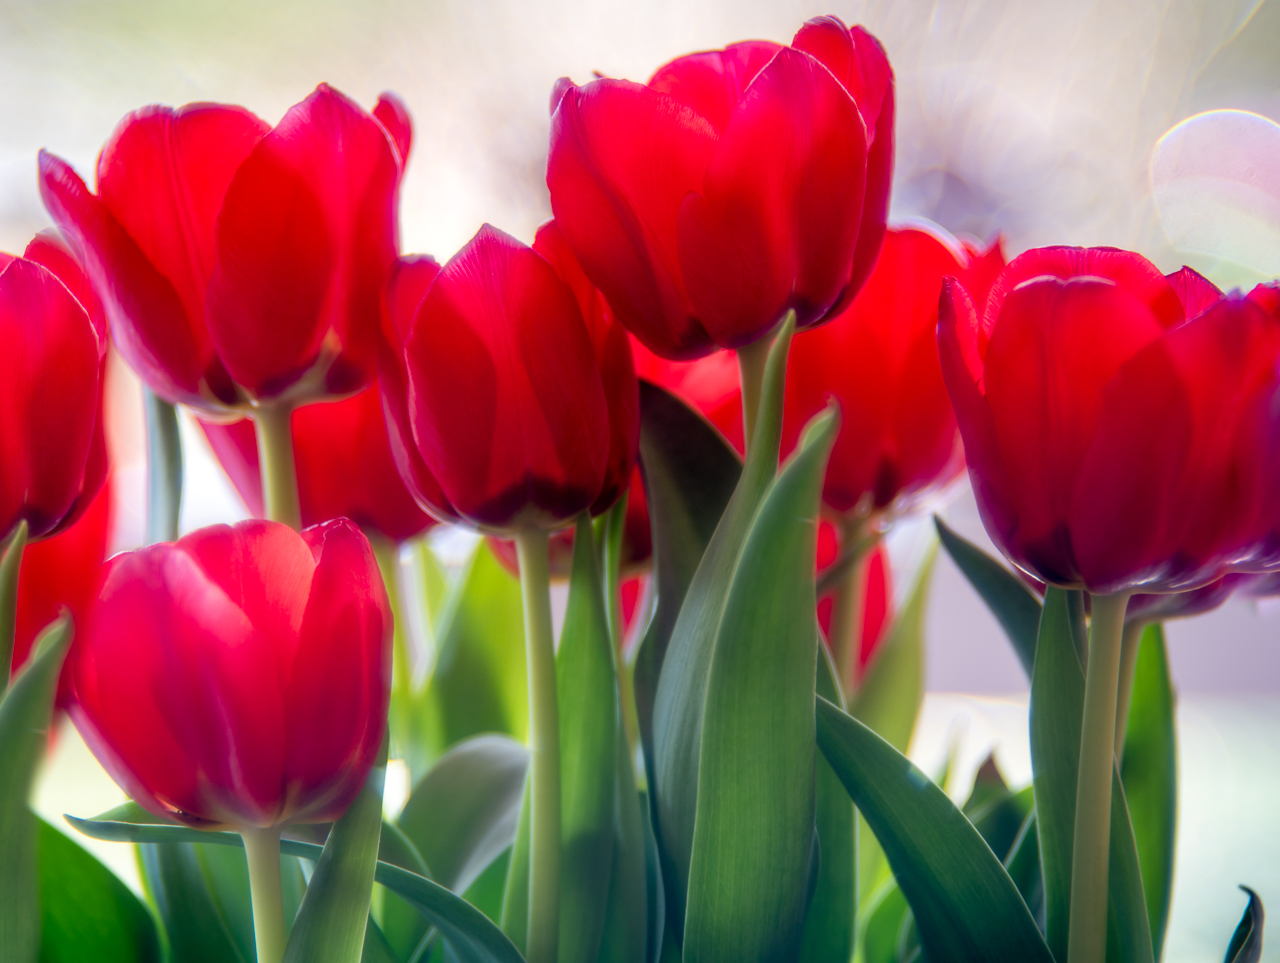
<box><xmin>1224</xmin><ymin>886</ymin><xmax>1264</xmax><ymax>963</ymax></box>
<box><xmin>681</xmin><ymin>405</ymin><xmax>837</xmax><ymax>962</ymax></box>
<box><xmin>816</xmin><ymin>696</ymin><xmax>1054</xmax><ymax>963</ymax></box>
<box><xmin>137</xmin><ymin>841</ymin><xmax>249</xmax><ymax>963</ymax></box>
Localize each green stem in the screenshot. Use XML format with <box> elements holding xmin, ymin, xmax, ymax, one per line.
<box><xmin>602</xmin><ymin>496</ymin><xmax>640</xmax><ymax>767</ymax></box>
<box><xmin>829</xmin><ymin>521</ymin><xmax>871</xmax><ymax>694</ymax></box>
<box><xmin>1067</xmin><ymin>591</ymin><xmax>1130</xmax><ymax>963</ymax></box>
<box><xmin>1113</xmin><ymin>619</ymin><xmax>1147</xmax><ymax>763</ymax></box>
<box><xmin>0</xmin><ymin>520</ymin><xmax>29</xmax><ymax>690</ymax></box>
<box><xmin>143</xmin><ymin>387</ymin><xmax>184</xmax><ymax>543</ymax></box>
<box><xmin>254</xmin><ymin>405</ymin><xmax>300</xmax><ymax>529</ymax></box>
<box><xmin>241</xmin><ymin>827</ymin><xmax>286</xmax><ymax>963</ymax></box>
<box><xmin>737</xmin><ymin>334</ymin><xmax>773</xmax><ymax>457</ymax></box>
<box><xmin>514</xmin><ymin>528</ymin><xmax>560</xmax><ymax>963</ymax></box>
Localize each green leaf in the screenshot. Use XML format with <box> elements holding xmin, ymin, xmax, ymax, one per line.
<box><xmin>639</xmin><ymin>794</ymin><xmax>666</xmax><ymax>963</ymax></box>
<box><xmin>137</xmin><ymin>841</ymin><xmax>249</xmax><ymax>963</ymax></box>
<box><xmin>1028</xmin><ymin>588</ymin><xmax>1154</xmax><ymax>963</ymax></box>
<box><xmin>682</xmin><ymin>403</ymin><xmax>837</xmax><ymax>962</ymax></box>
<box><xmin>861</xmin><ymin>883</ymin><xmax>910</xmax><ymax>963</ymax></box>
<box><xmin>816</xmin><ymin>696</ymin><xmax>1053</xmax><ymax>963</ymax></box>
<box><xmin>417</xmin><ymin>544</ymin><xmax>528</xmax><ymax>778</ymax></box>
<box><xmin>596</xmin><ymin>727</ymin><xmax>648</xmax><ymax>963</ymax></box>
<box><xmin>632</xmin><ymin>380</ymin><xmax>742</xmax><ymax>776</ymax></box>
<box><xmin>651</xmin><ymin>318</ymin><xmax>792</xmax><ymax>933</ymax></box>
<box><xmin>362</xmin><ymin>917</ymin><xmax>402</xmax><ymax>963</ymax></box>
<box><xmin>933</xmin><ymin>516</ymin><xmax>1041</xmax><ymax>679</ymax></box>
<box><xmin>37</xmin><ymin>819</ymin><xmax>161</xmax><ymax>962</ymax></box>
<box><xmin>70</xmin><ymin>813</ymin><xmax>524</xmax><ymax>963</ymax></box>
<box><xmin>798</xmin><ymin>647</ymin><xmax>855</xmax><ymax>962</ymax></box>
<box><xmin>1120</xmin><ymin>623</ymin><xmax>1176</xmax><ymax>960</ymax></box>
<box><xmin>284</xmin><ymin>759</ymin><xmax>386</xmax><ymax>962</ymax></box>
<box><xmin>0</xmin><ymin>617</ymin><xmax>72</xmax><ymax>963</ymax></box>
<box><xmin>1002</xmin><ymin>809</ymin><xmax>1045</xmax><ymax>929</ymax></box>
<box><xmin>1223</xmin><ymin>886</ymin><xmax>1264</xmax><ymax>963</ymax></box>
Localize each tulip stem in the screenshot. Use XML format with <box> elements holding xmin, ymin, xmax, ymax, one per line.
<box><xmin>737</xmin><ymin>335</ymin><xmax>773</xmax><ymax>456</ymax></box>
<box><xmin>515</xmin><ymin>527</ymin><xmax>560</xmax><ymax>963</ymax></box>
<box><xmin>1067</xmin><ymin>591</ymin><xmax>1130</xmax><ymax>963</ymax></box>
<box><xmin>602</xmin><ymin>495</ymin><xmax>640</xmax><ymax>767</ymax></box>
<box><xmin>829</xmin><ymin>519</ymin><xmax>873</xmax><ymax>693</ymax></box>
<box><xmin>1113</xmin><ymin>619</ymin><xmax>1147</xmax><ymax>764</ymax></box>
<box><xmin>0</xmin><ymin>520</ymin><xmax>28</xmax><ymax>690</ymax></box>
<box><xmin>143</xmin><ymin>388</ymin><xmax>184</xmax><ymax>543</ymax></box>
<box><xmin>255</xmin><ymin>405</ymin><xmax>301</xmax><ymax>530</ymax></box>
<box><xmin>242</xmin><ymin>827</ymin><xmax>287</xmax><ymax>963</ymax></box>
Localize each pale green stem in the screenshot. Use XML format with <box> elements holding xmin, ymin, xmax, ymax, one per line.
<box><xmin>1067</xmin><ymin>591</ymin><xmax>1130</xmax><ymax>963</ymax></box>
<box><xmin>254</xmin><ymin>405</ymin><xmax>300</xmax><ymax>529</ymax></box>
<box><xmin>737</xmin><ymin>335</ymin><xmax>773</xmax><ymax>457</ymax></box>
<box><xmin>241</xmin><ymin>827</ymin><xmax>286</xmax><ymax>963</ymax></box>
<box><xmin>828</xmin><ymin>519</ymin><xmax>872</xmax><ymax>694</ymax></box>
<box><xmin>514</xmin><ymin>528</ymin><xmax>560</xmax><ymax>963</ymax></box>
<box><xmin>143</xmin><ymin>387</ymin><xmax>183</xmax><ymax>543</ymax></box>
<box><xmin>1114</xmin><ymin>619</ymin><xmax>1147</xmax><ymax>764</ymax></box>
<box><xmin>0</xmin><ymin>520</ymin><xmax>28</xmax><ymax>690</ymax></box>
<box><xmin>602</xmin><ymin>496</ymin><xmax>639</xmax><ymax>766</ymax></box>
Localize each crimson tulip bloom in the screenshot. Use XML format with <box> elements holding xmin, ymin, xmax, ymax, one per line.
<box><xmin>548</xmin><ymin>15</ymin><xmax>894</xmax><ymax>358</ymax></box>
<box><xmin>72</xmin><ymin>519</ymin><xmax>390</xmax><ymax>829</ymax></box>
<box><xmin>381</xmin><ymin>222</ymin><xmax>639</xmax><ymax>532</ymax></box>
<box><xmin>198</xmin><ymin>385</ymin><xmax>435</xmax><ymax>544</ymax></box>
<box><xmin>1</xmin><ymin>234</ymin><xmax>107</xmax><ymax>543</ymax></box>
<box><xmin>940</xmin><ymin>247</ymin><xmax>1280</xmax><ymax>594</ymax></box>
<box><xmin>39</xmin><ymin>85</ymin><xmax>410</xmax><ymax>412</ymax></box>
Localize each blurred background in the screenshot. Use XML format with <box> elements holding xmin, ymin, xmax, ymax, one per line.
<box><xmin>3</xmin><ymin>0</ymin><xmax>1279</xmax><ymax>959</ymax></box>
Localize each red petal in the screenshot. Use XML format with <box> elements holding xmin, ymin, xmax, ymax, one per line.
<box><xmin>548</xmin><ymin>79</ymin><xmax>718</xmax><ymax>359</ymax></box>
<box><xmin>23</xmin><ymin>230</ymin><xmax>106</xmax><ymax>339</ymax></box>
<box><xmin>648</xmin><ymin>41</ymin><xmax>783</xmax><ymax>134</ymax></box>
<box><xmin>404</xmin><ymin>224</ymin><xmax>610</xmax><ymax>528</ymax></box>
<box><xmin>383</xmin><ymin>254</ymin><xmax>441</xmax><ymax>347</ymax></box>
<box><xmin>1165</xmin><ymin>265</ymin><xmax>1222</xmax><ymax>319</ymax></box>
<box><xmin>39</xmin><ymin>150</ymin><xmax>230</xmax><ymax>404</ymax></box>
<box><xmin>199</xmin><ymin>417</ymin><xmax>265</xmax><ymax>518</ymax></box>
<box><xmin>372</xmin><ymin>92</ymin><xmax>413</xmax><ymax>168</ymax></box>
<box><xmin>207</xmin><ymin>85</ymin><xmax>400</xmax><ymax>400</ymax></box>
<box><xmin>0</xmin><ymin>259</ymin><xmax>103</xmax><ymax>539</ymax></box>
<box><xmin>677</xmin><ymin>47</ymin><xmax>868</xmax><ymax>346</ymax></box>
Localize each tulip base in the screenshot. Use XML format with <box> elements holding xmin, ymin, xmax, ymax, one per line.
<box><xmin>0</xmin><ymin>519</ymin><xmax>29</xmax><ymax>690</ymax></box>
<box><xmin>515</xmin><ymin>527</ymin><xmax>561</xmax><ymax>963</ymax></box>
<box><xmin>1067</xmin><ymin>592</ymin><xmax>1130</xmax><ymax>963</ymax></box>
<box><xmin>242</xmin><ymin>827</ymin><xmax>287</xmax><ymax>963</ymax></box>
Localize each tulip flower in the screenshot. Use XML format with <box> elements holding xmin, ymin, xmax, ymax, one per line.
<box><xmin>548</xmin><ymin>15</ymin><xmax>894</xmax><ymax>361</ymax></box>
<box><xmin>0</xmin><ymin>233</ymin><xmax>108</xmax><ymax>685</ymax></box>
<box><xmin>939</xmin><ymin>247</ymin><xmax>1280</xmax><ymax>963</ymax></box>
<box><xmin>71</xmin><ymin>518</ymin><xmax>390</xmax><ymax>963</ymax></box>
<box><xmin>199</xmin><ymin>385</ymin><xmax>435</xmax><ymax>544</ymax></box>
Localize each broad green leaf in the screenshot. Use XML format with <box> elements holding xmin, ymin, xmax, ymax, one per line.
<box><xmin>362</xmin><ymin>917</ymin><xmax>402</xmax><ymax>963</ymax></box>
<box><xmin>499</xmin><ymin>779</ymin><xmax>531</xmax><ymax>947</ymax></box>
<box><xmin>377</xmin><ymin>822</ymin><xmax>434</xmax><ymax>958</ymax></box>
<box><xmin>933</xmin><ymin>516</ymin><xmax>1041</xmax><ymax>678</ymax></box>
<box><xmin>1120</xmin><ymin>623</ymin><xmax>1176</xmax><ymax>960</ymax></box>
<box><xmin>284</xmin><ymin>757</ymin><xmax>386</xmax><ymax>962</ymax></box>
<box><xmin>597</xmin><ymin>727</ymin><xmax>648</xmax><ymax>963</ymax></box>
<box><xmin>137</xmin><ymin>841</ymin><xmax>249</xmax><ymax>963</ymax></box>
<box><xmin>0</xmin><ymin>617</ymin><xmax>71</xmax><ymax>963</ymax></box>
<box><xmin>1223</xmin><ymin>886</ymin><xmax>1264</xmax><ymax>963</ymax></box>
<box><xmin>417</xmin><ymin>544</ymin><xmax>527</xmax><ymax>778</ymax></box>
<box><xmin>682</xmin><ymin>404</ymin><xmax>837</xmax><ymax>962</ymax></box>
<box><xmin>651</xmin><ymin>318</ymin><xmax>792</xmax><ymax>932</ymax></box>
<box><xmin>425</xmin><ymin>849</ymin><xmax>517</xmax><ymax>963</ymax></box>
<box><xmin>639</xmin><ymin>794</ymin><xmax>666</xmax><ymax>963</ymax></box>
<box><xmin>632</xmin><ymin>380</ymin><xmax>741</xmax><ymax>774</ymax></box>
<box><xmin>799</xmin><ymin>646</ymin><xmax>855</xmax><ymax>962</ymax></box>
<box><xmin>967</xmin><ymin>784</ymin><xmax>1034</xmax><ymax>867</ymax></box>
<box><xmin>816</xmin><ymin>696</ymin><xmax>1053</xmax><ymax>963</ymax></box>
<box><xmin>1029</xmin><ymin>588</ymin><xmax>1154</xmax><ymax>963</ymax></box>
<box><xmin>1002</xmin><ymin>809</ymin><xmax>1045</xmax><ymax>929</ymax></box>
<box><xmin>37</xmin><ymin>819</ymin><xmax>161</xmax><ymax>963</ymax></box>
<box><xmin>861</xmin><ymin>883</ymin><xmax>910</xmax><ymax>963</ymax></box>
<box><xmin>850</xmin><ymin>549</ymin><xmax>935</xmax><ymax>921</ymax></box>
<box><xmin>71</xmin><ymin>814</ymin><xmax>523</xmax><ymax>963</ymax></box>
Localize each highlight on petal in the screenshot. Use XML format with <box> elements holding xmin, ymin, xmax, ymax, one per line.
<box><xmin>372</xmin><ymin>91</ymin><xmax>414</xmax><ymax>167</ymax></box>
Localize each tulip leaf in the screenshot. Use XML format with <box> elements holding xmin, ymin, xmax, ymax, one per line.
<box><xmin>816</xmin><ymin>695</ymin><xmax>1053</xmax><ymax>963</ymax></box>
<box><xmin>1029</xmin><ymin>588</ymin><xmax>1154</xmax><ymax>963</ymax></box>
<box><xmin>934</xmin><ymin>516</ymin><xmax>1041</xmax><ymax>679</ymax></box>
<box><xmin>0</xmin><ymin>616</ymin><xmax>72</xmax><ymax>963</ymax></box>
<box><xmin>799</xmin><ymin>646</ymin><xmax>856</xmax><ymax>962</ymax></box>
<box><xmin>1224</xmin><ymin>886</ymin><xmax>1264</xmax><ymax>963</ymax></box>
<box><xmin>651</xmin><ymin>318</ymin><xmax>793</xmax><ymax>934</ymax></box>
<box><xmin>640</xmin><ymin>792</ymin><xmax>667</xmax><ymax>963</ymax></box>
<box><xmin>70</xmin><ymin>813</ymin><xmax>523</xmax><ymax>963</ymax></box>
<box><xmin>597</xmin><ymin>726</ymin><xmax>649</xmax><ymax>963</ymax></box>
<box><xmin>1120</xmin><ymin>623</ymin><xmax>1176</xmax><ymax>960</ymax></box>
<box><xmin>861</xmin><ymin>883</ymin><xmax>910</xmax><ymax>963</ymax></box>
<box><xmin>361</xmin><ymin>917</ymin><xmax>401</xmax><ymax>963</ymax></box>
<box><xmin>284</xmin><ymin>756</ymin><xmax>387</xmax><ymax>963</ymax></box>
<box><xmin>37</xmin><ymin>818</ymin><xmax>162</xmax><ymax>963</ymax></box>
<box><xmin>632</xmin><ymin>380</ymin><xmax>742</xmax><ymax>775</ymax></box>
<box><xmin>682</xmin><ymin>403</ymin><xmax>836</xmax><ymax>962</ymax></box>
<box><xmin>417</xmin><ymin>544</ymin><xmax>527</xmax><ymax>776</ymax></box>
<box><xmin>137</xmin><ymin>841</ymin><xmax>250</xmax><ymax>963</ymax></box>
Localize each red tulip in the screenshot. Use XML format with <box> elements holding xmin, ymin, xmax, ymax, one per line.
<box><xmin>380</xmin><ymin>223</ymin><xmax>638</xmax><ymax>532</ymax></box>
<box><xmin>547</xmin><ymin>15</ymin><xmax>894</xmax><ymax>359</ymax></box>
<box><xmin>198</xmin><ymin>385</ymin><xmax>435</xmax><ymax>544</ymax></box>
<box><xmin>1</xmin><ymin>234</ymin><xmax>107</xmax><ymax>543</ymax></box>
<box><xmin>940</xmin><ymin>247</ymin><xmax>1280</xmax><ymax>594</ymax></box>
<box><xmin>39</xmin><ymin>85</ymin><xmax>409</xmax><ymax>412</ymax></box>
<box><xmin>71</xmin><ymin>519</ymin><xmax>391</xmax><ymax>829</ymax></box>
